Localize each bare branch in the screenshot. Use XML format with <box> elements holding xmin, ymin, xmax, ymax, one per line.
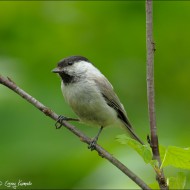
<box><xmin>0</xmin><ymin>75</ymin><xmax>151</xmax><ymax>190</ymax></box>
<box><xmin>146</xmin><ymin>0</ymin><xmax>168</xmax><ymax>189</ymax></box>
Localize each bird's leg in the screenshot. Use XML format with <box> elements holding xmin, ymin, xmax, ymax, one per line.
<box><xmin>55</xmin><ymin>115</ymin><xmax>79</xmax><ymax>129</ymax></box>
<box><xmin>88</xmin><ymin>126</ymin><xmax>103</xmax><ymax>151</ymax></box>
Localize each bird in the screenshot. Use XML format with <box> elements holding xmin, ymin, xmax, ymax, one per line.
<box><xmin>52</xmin><ymin>55</ymin><xmax>144</xmax><ymax>150</ymax></box>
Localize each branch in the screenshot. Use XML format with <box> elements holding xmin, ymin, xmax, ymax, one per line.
<box><xmin>146</xmin><ymin>0</ymin><xmax>168</xmax><ymax>189</ymax></box>
<box><xmin>0</xmin><ymin>75</ymin><xmax>151</xmax><ymax>190</ymax></box>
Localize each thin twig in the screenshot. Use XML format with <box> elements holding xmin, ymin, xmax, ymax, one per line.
<box><xmin>0</xmin><ymin>75</ymin><xmax>151</xmax><ymax>190</ymax></box>
<box><xmin>145</xmin><ymin>0</ymin><xmax>168</xmax><ymax>189</ymax></box>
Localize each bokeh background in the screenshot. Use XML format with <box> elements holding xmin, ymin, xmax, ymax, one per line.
<box><xmin>0</xmin><ymin>1</ymin><xmax>190</xmax><ymax>189</ymax></box>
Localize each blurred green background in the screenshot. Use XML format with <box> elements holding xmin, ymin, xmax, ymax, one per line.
<box><xmin>0</xmin><ymin>1</ymin><xmax>190</xmax><ymax>189</ymax></box>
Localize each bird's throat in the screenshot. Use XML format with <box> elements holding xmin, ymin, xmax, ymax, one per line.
<box><xmin>59</xmin><ymin>71</ymin><xmax>75</xmax><ymax>85</ymax></box>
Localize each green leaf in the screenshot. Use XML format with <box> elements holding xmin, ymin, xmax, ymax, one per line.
<box><xmin>116</xmin><ymin>135</ymin><xmax>190</xmax><ymax>171</ymax></box>
<box><xmin>160</xmin><ymin>145</ymin><xmax>190</xmax><ymax>170</ymax></box>
<box><xmin>116</xmin><ymin>134</ymin><xmax>130</xmax><ymax>145</ymax></box>
<box><xmin>116</xmin><ymin>134</ymin><xmax>152</xmax><ymax>163</ymax></box>
<box><xmin>168</xmin><ymin>172</ymin><xmax>186</xmax><ymax>189</ymax></box>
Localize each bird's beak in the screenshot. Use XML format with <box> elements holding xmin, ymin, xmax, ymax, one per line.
<box><xmin>52</xmin><ymin>67</ymin><xmax>61</xmax><ymax>73</ymax></box>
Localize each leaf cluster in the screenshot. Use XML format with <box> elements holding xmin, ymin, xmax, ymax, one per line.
<box><xmin>117</xmin><ymin>135</ymin><xmax>190</xmax><ymax>189</ymax></box>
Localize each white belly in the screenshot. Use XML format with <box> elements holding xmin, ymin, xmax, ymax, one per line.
<box><xmin>61</xmin><ymin>81</ymin><xmax>117</xmax><ymax>127</ymax></box>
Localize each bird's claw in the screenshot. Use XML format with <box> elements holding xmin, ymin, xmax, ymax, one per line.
<box><xmin>88</xmin><ymin>138</ymin><xmax>98</xmax><ymax>151</ymax></box>
<box><xmin>55</xmin><ymin>115</ymin><xmax>67</xmax><ymax>129</ymax></box>
<box><xmin>55</xmin><ymin>115</ymin><xmax>79</xmax><ymax>129</ymax></box>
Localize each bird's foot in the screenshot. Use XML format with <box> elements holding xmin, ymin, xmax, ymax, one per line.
<box><xmin>88</xmin><ymin>127</ymin><xmax>103</xmax><ymax>151</ymax></box>
<box><xmin>88</xmin><ymin>137</ymin><xmax>98</xmax><ymax>151</ymax></box>
<box><xmin>55</xmin><ymin>115</ymin><xmax>79</xmax><ymax>129</ymax></box>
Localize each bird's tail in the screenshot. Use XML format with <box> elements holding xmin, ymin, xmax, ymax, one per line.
<box><xmin>117</xmin><ymin>111</ymin><xmax>144</xmax><ymax>144</ymax></box>
<box><xmin>123</xmin><ymin>122</ymin><xmax>144</xmax><ymax>145</ymax></box>
<box><xmin>118</xmin><ymin>115</ymin><xmax>144</xmax><ymax>145</ymax></box>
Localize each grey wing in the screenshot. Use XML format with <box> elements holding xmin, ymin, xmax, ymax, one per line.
<box><xmin>94</xmin><ymin>76</ymin><xmax>144</xmax><ymax>145</ymax></box>
<box><xmin>94</xmin><ymin>77</ymin><xmax>132</xmax><ymax>127</ymax></box>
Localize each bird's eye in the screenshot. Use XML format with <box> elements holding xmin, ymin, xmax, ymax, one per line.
<box><xmin>68</xmin><ymin>61</ymin><xmax>73</xmax><ymax>66</ymax></box>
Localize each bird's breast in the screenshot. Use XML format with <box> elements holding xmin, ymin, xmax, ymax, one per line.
<box><xmin>61</xmin><ymin>81</ymin><xmax>117</xmax><ymax>127</ymax></box>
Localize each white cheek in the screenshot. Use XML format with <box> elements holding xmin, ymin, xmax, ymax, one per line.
<box><xmin>71</xmin><ymin>61</ymin><xmax>102</xmax><ymax>77</ymax></box>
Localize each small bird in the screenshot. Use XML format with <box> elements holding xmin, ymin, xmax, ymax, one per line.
<box><xmin>52</xmin><ymin>55</ymin><xmax>144</xmax><ymax>150</ymax></box>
